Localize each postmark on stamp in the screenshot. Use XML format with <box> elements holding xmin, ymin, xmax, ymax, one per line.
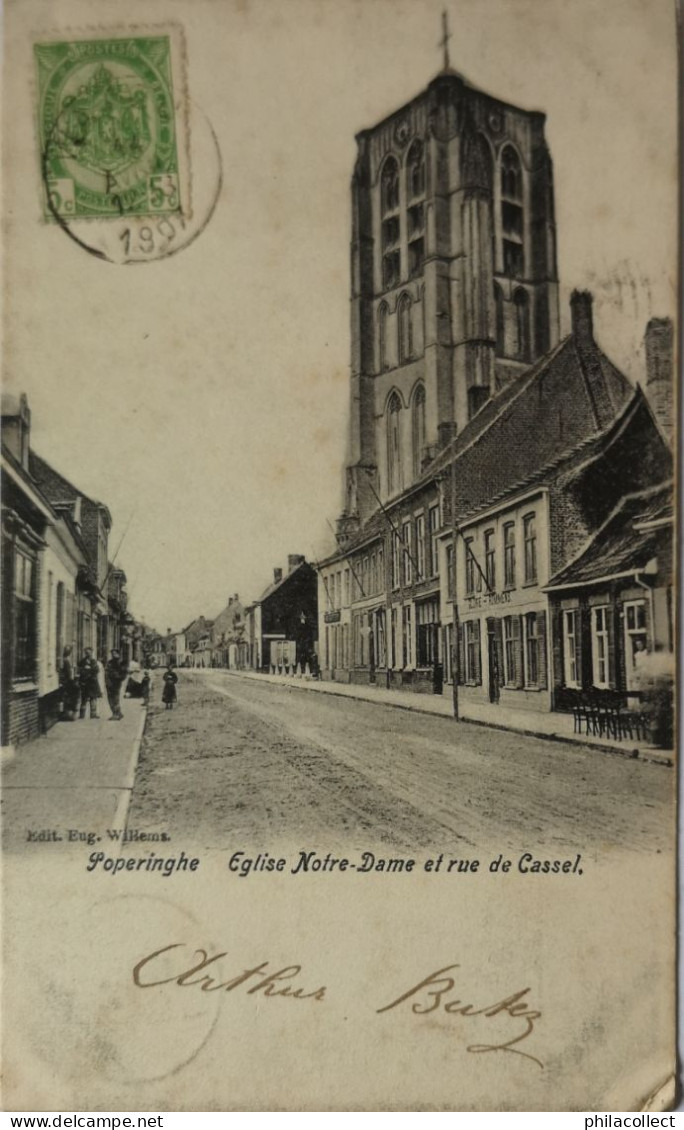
<box><xmin>36</xmin><ymin>35</ymin><xmax>183</xmax><ymax>220</ymax></box>
<box><xmin>33</xmin><ymin>28</ymin><xmax>221</xmax><ymax>264</ymax></box>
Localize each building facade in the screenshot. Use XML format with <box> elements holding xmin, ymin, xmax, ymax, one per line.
<box><xmin>251</xmin><ymin>556</ymin><xmax>318</xmax><ymax>674</ymax></box>
<box><xmin>545</xmin><ymin>481</ymin><xmax>674</xmax><ymax>712</ymax></box>
<box><xmin>1</xmin><ymin>395</ymin><xmax>105</xmax><ymax>744</ymax></box>
<box><xmin>318</xmin><ymin>55</ymin><xmax>675</xmax><ymax>723</ymax></box>
<box><xmin>341</xmin><ymin>63</ymin><xmax>559</xmax><ymax>536</ymax></box>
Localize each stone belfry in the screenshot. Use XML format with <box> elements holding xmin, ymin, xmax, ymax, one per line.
<box><xmin>339</xmin><ymin>13</ymin><xmax>559</xmax><ymax>536</ymax></box>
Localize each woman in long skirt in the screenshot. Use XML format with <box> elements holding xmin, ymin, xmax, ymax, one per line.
<box><xmin>162</xmin><ymin>664</ymin><xmax>178</xmax><ymax>709</ymax></box>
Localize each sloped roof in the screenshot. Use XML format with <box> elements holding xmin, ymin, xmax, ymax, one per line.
<box><xmin>546</xmin><ymin>482</ymin><xmax>673</xmax><ymax>589</ymax></box>
<box><xmin>457</xmin><ymin>387</ymin><xmax>651</xmax><ymax>524</ymax></box>
<box><xmin>323</xmin><ymin>330</ymin><xmax>634</xmax><ymax>566</ymax></box>
<box><xmin>2</xmin><ymin>441</ymin><xmax>55</xmax><ymax>518</ymax></box>
<box><xmin>29</xmin><ymin>450</ymin><xmax>111</xmax><ymax>523</ymax></box>
<box><xmin>257</xmin><ymin>560</ymin><xmax>315</xmax><ymax>603</ymax></box>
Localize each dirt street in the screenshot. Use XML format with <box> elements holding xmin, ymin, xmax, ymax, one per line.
<box><xmin>126</xmin><ymin>671</ymin><xmax>673</xmax><ymax>854</ymax></box>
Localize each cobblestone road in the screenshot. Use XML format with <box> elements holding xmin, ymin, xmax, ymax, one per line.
<box><xmin>126</xmin><ymin>671</ymin><xmax>673</xmax><ymax>854</ymax></box>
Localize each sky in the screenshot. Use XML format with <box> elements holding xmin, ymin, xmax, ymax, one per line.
<box><xmin>4</xmin><ymin>0</ymin><xmax>678</xmax><ymax>633</ymax></box>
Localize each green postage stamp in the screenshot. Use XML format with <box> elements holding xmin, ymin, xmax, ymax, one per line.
<box><xmin>35</xmin><ymin>34</ymin><xmax>185</xmax><ymax>219</ymax></box>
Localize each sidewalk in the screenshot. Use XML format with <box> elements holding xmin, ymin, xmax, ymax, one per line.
<box><xmin>196</xmin><ymin>668</ymin><xmax>674</xmax><ymax>765</ymax></box>
<box><xmin>1</xmin><ymin>699</ymin><xmax>147</xmax><ymax>854</ymax></box>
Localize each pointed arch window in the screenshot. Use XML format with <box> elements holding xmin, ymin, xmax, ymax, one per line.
<box><xmin>407</xmin><ymin>140</ymin><xmax>425</xmax><ymax>199</ymax></box>
<box><xmin>501</xmin><ymin>145</ymin><xmax>524</xmax><ymax>277</ymax></box>
<box><xmin>513</xmin><ymin>288</ymin><xmax>530</xmax><ymax>361</ymax></box>
<box><xmin>387</xmin><ymin>392</ymin><xmax>402</xmax><ymax>496</ymax></box>
<box><xmin>398</xmin><ymin>293</ymin><xmax>412</xmax><ymax>364</ymax></box>
<box><xmin>406</xmin><ymin>139</ymin><xmax>425</xmax><ymax>278</ymax></box>
<box><xmin>494</xmin><ymin>283</ymin><xmax>504</xmax><ymax>355</ymax></box>
<box><xmin>412</xmin><ymin>383</ymin><xmax>426</xmax><ymax>479</ymax></box>
<box><xmin>381</xmin><ymin>156</ymin><xmax>401</xmax><ymax>291</ymax></box>
<box><xmin>382</xmin><ymin>156</ymin><xmax>400</xmax><ymax>213</ymax></box>
<box><xmin>378</xmin><ymin>302</ymin><xmax>389</xmax><ymax>372</ymax></box>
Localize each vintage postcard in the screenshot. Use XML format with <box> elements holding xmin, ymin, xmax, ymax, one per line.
<box><xmin>1</xmin><ymin>0</ymin><xmax>678</xmax><ymax>1113</ymax></box>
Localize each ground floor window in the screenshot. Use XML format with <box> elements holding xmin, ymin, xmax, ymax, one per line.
<box><xmin>623</xmin><ymin>600</ymin><xmax>647</xmax><ymax>690</ymax></box>
<box><xmin>591</xmin><ymin>606</ymin><xmax>611</xmax><ymax>688</ymax></box>
<box><xmin>402</xmin><ymin>605</ymin><xmax>412</xmax><ymax>668</ymax></box>
<box><xmin>563</xmin><ymin>609</ymin><xmax>580</xmax><ymax>687</ymax></box>
<box><xmin>525</xmin><ymin>612</ymin><xmax>539</xmax><ymax>686</ymax></box>
<box><xmin>14</xmin><ymin>546</ymin><xmax>37</xmax><ymax>680</ymax></box>
<box><xmin>416</xmin><ymin>598</ymin><xmax>439</xmax><ymax>666</ymax></box>
<box><xmin>443</xmin><ymin>623</ymin><xmax>453</xmax><ymax>683</ymax></box>
<box><xmin>463</xmin><ymin>619</ymin><xmax>482</xmax><ymax>685</ymax></box>
<box><xmin>503</xmin><ymin>615</ymin><xmax>522</xmax><ymax>687</ymax></box>
<box><xmin>390</xmin><ymin>607</ymin><xmax>398</xmax><ymax>668</ymax></box>
<box><xmin>375</xmin><ymin>609</ymin><xmax>386</xmax><ymax>668</ymax></box>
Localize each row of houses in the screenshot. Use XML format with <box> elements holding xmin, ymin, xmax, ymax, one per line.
<box><xmin>1</xmin><ymin>393</ymin><xmax>151</xmax><ymax>746</ymax></box>
<box><xmin>156</xmin><ymin>304</ymin><xmax>673</xmax><ymax>731</ymax></box>
<box><xmin>316</xmin><ymin>298</ymin><xmax>674</xmax><ymax>721</ymax></box>
<box><xmin>305</xmin><ymin>60</ymin><xmax>675</xmax><ymax>739</ymax></box>
<box><xmin>141</xmin><ymin>64</ymin><xmax>674</xmax><ymax>740</ymax></box>
<box><xmin>155</xmin><ymin>556</ymin><xmax>319</xmax><ymax>675</ymax></box>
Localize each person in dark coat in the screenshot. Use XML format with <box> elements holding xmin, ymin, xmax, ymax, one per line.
<box><xmin>78</xmin><ymin>647</ymin><xmax>101</xmax><ymax>719</ymax></box>
<box><xmin>105</xmin><ymin>648</ymin><xmax>128</xmax><ymax>721</ymax></box>
<box><xmin>60</xmin><ymin>646</ymin><xmax>79</xmax><ymax>720</ymax></box>
<box><xmin>162</xmin><ymin>664</ymin><xmax>178</xmax><ymax>709</ymax></box>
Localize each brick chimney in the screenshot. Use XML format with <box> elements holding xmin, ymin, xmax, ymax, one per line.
<box><xmin>570</xmin><ymin>290</ymin><xmax>593</xmax><ymax>349</ymax></box>
<box><xmin>273</xmin><ymin>567</ymin><xmax>283</xmax><ymax>584</ymax></box>
<box><xmin>644</xmin><ymin>317</ymin><xmax>674</xmax><ymax>446</ymax></box>
<box><xmin>570</xmin><ymin>289</ymin><xmax>614</xmax><ymax>429</ymax></box>
<box><xmin>287</xmin><ymin>554</ymin><xmax>305</xmax><ymax>574</ymax></box>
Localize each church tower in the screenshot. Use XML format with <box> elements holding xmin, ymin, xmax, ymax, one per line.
<box><xmin>340</xmin><ymin>29</ymin><xmax>559</xmax><ymax>536</ymax></box>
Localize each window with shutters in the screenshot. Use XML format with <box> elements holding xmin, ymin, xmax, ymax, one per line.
<box><xmin>415</xmin><ymin>514</ymin><xmax>426</xmax><ymax>580</ymax></box>
<box><xmin>464</xmin><ymin>619</ymin><xmax>481</xmax><ymax>685</ymax></box>
<box><xmin>484</xmin><ymin>528</ymin><xmax>496</xmax><ymax>592</ymax></box>
<box><xmin>390</xmin><ymin>606</ymin><xmax>398</xmax><ymax>668</ymax></box>
<box><xmin>563</xmin><ymin>609</ymin><xmax>580</xmax><ymax>688</ymax></box>
<box><xmin>503</xmin><ymin>522</ymin><xmax>516</xmax><ymax>588</ymax></box>
<box><xmin>391</xmin><ymin>530</ymin><xmax>401</xmax><ymax>590</ymax></box>
<box><xmin>376</xmin><ymin>609</ymin><xmax>386</xmax><ymax>667</ymax></box>
<box><xmin>503</xmin><ymin>615</ymin><xmax>523</xmax><ymax>687</ymax></box>
<box><xmin>624</xmin><ymin>600</ymin><xmax>648</xmax><ymax>690</ymax></box>
<box><xmin>465</xmin><ymin>538</ymin><xmax>476</xmax><ymax>596</ymax></box>
<box><xmin>443</xmin><ymin>623</ymin><xmax>453</xmax><ymax>683</ymax></box>
<box><xmin>591</xmin><ymin>606</ymin><xmax>611</xmax><ymax>689</ymax></box>
<box><xmin>525</xmin><ymin>612</ymin><xmax>539</xmax><ymax>686</ymax></box>
<box><xmin>416</xmin><ymin>599</ymin><xmax>439</xmax><ymax>666</ymax></box>
<box><xmin>402</xmin><ymin>604</ymin><xmax>413</xmax><ymax>667</ymax></box>
<box><xmin>523</xmin><ymin>513</ymin><xmax>537</xmax><ymax>583</ymax></box>
<box><xmin>446</xmin><ymin>544</ymin><xmax>454</xmax><ymax>599</ymax></box>
<box><xmin>402</xmin><ymin>521</ymin><xmax>412</xmax><ymax>585</ymax></box>
<box><xmin>428</xmin><ymin>506</ymin><xmax>439</xmax><ymax>577</ymax></box>
<box><xmin>14</xmin><ymin>547</ymin><xmax>37</xmax><ymax>680</ymax></box>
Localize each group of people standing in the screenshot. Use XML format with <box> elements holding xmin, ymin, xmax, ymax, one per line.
<box><xmin>60</xmin><ymin>646</ymin><xmax>131</xmax><ymax>722</ymax></box>
<box><xmin>59</xmin><ymin>647</ymin><xmax>179</xmax><ymax>720</ymax></box>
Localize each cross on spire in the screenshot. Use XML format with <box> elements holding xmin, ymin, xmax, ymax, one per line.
<box><xmin>440</xmin><ymin>9</ymin><xmax>452</xmax><ymax>71</ymax></box>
